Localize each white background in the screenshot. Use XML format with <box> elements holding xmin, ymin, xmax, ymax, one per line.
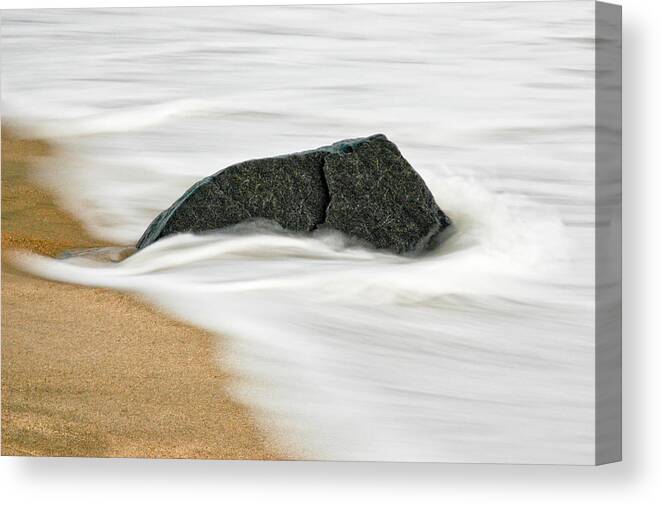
<box><xmin>0</xmin><ymin>0</ymin><xmax>656</xmax><ymax>504</ymax></box>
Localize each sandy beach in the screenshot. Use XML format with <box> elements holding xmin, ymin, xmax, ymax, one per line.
<box><xmin>1</xmin><ymin>128</ymin><xmax>280</xmax><ymax>459</ymax></box>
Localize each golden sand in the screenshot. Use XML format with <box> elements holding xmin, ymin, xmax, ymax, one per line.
<box><xmin>1</xmin><ymin>128</ymin><xmax>280</xmax><ymax>459</ymax></box>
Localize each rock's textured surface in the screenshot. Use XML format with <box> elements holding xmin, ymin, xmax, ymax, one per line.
<box><xmin>136</xmin><ymin>134</ymin><xmax>451</xmax><ymax>253</ymax></box>
<box><xmin>136</xmin><ymin>151</ymin><xmax>329</xmax><ymax>249</ymax></box>
<box><xmin>323</xmin><ymin>135</ymin><xmax>451</xmax><ymax>253</ymax></box>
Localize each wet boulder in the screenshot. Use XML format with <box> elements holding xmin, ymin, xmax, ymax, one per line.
<box><xmin>136</xmin><ymin>134</ymin><xmax>451</xmax><ymax>254</ymax></box>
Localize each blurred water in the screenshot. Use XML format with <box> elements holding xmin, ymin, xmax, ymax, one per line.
<box><xmin>2</xmin><ymin>2</ymin><xmax>598</xmax><ymax>462</ymax></box>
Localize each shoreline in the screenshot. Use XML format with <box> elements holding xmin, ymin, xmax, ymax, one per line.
<box><xmin>1</xmin><ymin>128</ymin><xmax>282</xmax><ymax>459</ymax></box>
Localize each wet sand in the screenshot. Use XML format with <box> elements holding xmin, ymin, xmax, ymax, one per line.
<box><xmin>1</xmin><ymin>129</ymin><xmax>280</xmax><ymax>459</ymax></box>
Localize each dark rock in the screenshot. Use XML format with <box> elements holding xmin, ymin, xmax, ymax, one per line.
<box><xmin>323</xmin><ymin>135</ymin><xmax>451</xmax><ymax>254</ymax></box>
<box><xmin>136</xmin><ymin>150</ymin><xmax>329</xmax><ymax>249</ymax></box>
<box><xmin>136</xmin><ymin>134</ymin><xmax>451</xmax><ymax>254</ymax></box>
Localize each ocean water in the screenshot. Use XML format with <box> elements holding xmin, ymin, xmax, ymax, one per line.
<box><xmin>1</xmin><ymin>2</ymin><xmax>597</xmax><ymax>463</ymax></box>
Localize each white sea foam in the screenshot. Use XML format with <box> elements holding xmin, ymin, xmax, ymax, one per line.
<box><xmin>1</xmin><ymin>2</ymin><xmax>596</xmax><ymax>462</ymax></box>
